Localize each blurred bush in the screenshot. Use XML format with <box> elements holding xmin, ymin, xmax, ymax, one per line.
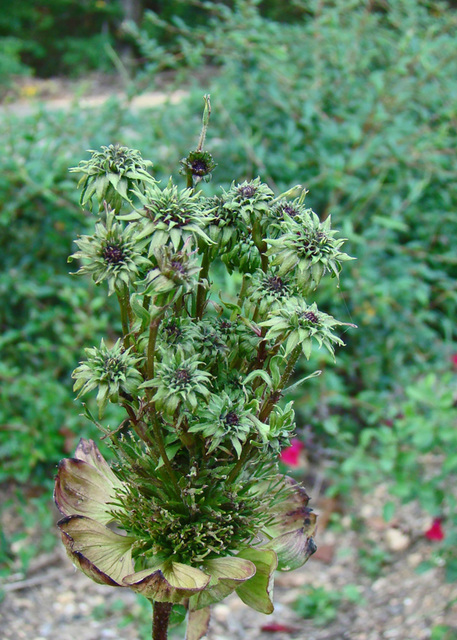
<box><xmin>0</xmin><ymin>0</ymin><xmax>122</xmax><ymax>81</ymax></box>
<box><xmin>0</xmin><ymin>103</ymin><xmax>140</xmax><ymax>482</ymax></box>
<box><xmin>0</xmin><ymin>0</ymin><xmax>312</xmax><ymax>89</ymax></box>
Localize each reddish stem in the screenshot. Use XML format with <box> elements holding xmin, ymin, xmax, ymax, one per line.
<box><xmin>152</xmin><ymin>601</ymin><xmax>172</xmax><ymax>640</ymax></box>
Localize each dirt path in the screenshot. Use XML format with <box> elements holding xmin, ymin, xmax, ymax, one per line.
<box><xmin>0</xmin><ymin>71</ymin><xmax>195</xmax><ymax>117</ymax></box>
<box><xmin>0</xmin><ymin>88</ymin><xmax>187</xmax><ymax>117</ymax></box>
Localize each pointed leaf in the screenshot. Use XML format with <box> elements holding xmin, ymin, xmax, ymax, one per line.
<box><xmin>244</xmin><ymin>369</ymin><xmax>273</xmax><ymax>388</ymax></box>
<box><xmin>283</xmin><ymin>370</ymin><xmax>321</xmax><ymax>394</ymax></box>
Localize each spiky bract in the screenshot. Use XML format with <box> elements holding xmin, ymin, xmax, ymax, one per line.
<box><xmin>125</xmin><ymin>181</ymin><xmax>213</xmax><ymax>254</ymax></box>
<box><xmin>70</xmin><ymin>144</ymin><xmax>155</xmax><ymax>213</ymax></box>
<box><xmin>72</xmin><ymin>339</ymin><xmax>144</xmax><ymax>417</ymax></box>
<box><xmin>268</xmin><ymin>210</ymin><xmax>353</xmax><ymax>292</ymax></box>
<box><xmin>70</xmin><ymin>210</ymin><xmax>150</xmax><ymax>295</ymax></box>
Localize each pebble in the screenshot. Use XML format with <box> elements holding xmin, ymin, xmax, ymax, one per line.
<box><xmin>213</xmin><ymin>604</ymin><xmax>231</xmax><ymax>622</ymax></box>
<box><xmin>360</xmin><ymin>504</ymin><xmax>375</xmax><ymax>519</ymax></box>
<box><xmin>407</xmin><ymin>552</ymin><xmax>423</xmax><ymax>567</ymax></box>
<box><xmin>385</xmin><ymin>527</ymin><xmax>410</xmax><ymax>551</ymax></box>
<box><xmin>372</xmin><ymin>577</ymin><xmax>388</xmax><ymax>591</ymax></box>
<box><xmin>38</xmin><ymin>623</ymin><xmax>53</xmax><ymax>636</ymax></box>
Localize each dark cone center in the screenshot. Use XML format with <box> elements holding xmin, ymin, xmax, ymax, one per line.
<box><xmin>103</xmin><ymin>244</ymin><xmax>125</xmax><ymax>264</ymax></box>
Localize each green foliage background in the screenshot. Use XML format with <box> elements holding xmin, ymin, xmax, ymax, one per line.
<box><xmin>1</xmin><ymin>0</ymin><xmax>457</xmax><ymax>576</ymax></box>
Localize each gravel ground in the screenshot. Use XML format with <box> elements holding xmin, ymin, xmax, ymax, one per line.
<box><xmin>1</xmin><ymin>484</ymin><xmax>456</xmax><ymax>640</ymax></box>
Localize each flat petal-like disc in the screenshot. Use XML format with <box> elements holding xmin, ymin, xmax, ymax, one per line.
<box><xmin>265</xmin><ymin>476</ymin><xmax>317</xmax><ymax>538</ymax></box>
<box><xmin>74</xmin><ymin>439</ymin><xmax>123</xmax><ymax>489</ymax></box>
<box><xmin>123</xmin><ymin>562</ymin><xmax>210</xmax><ymax>603</ymax></box>
<box><xmin>265</xmin><ymin>528</ymin><xmax>317</xmax><ymax>571</ymax></box>
<box><xmin>58</xmin><ymin>515</ymin><xmax>135</xmax><ymax>586</ymax></box>
<box><xmin>190</xmin><ymin>556</ymin><xmax>256</xmax><ymax>610</ymax></box>
<box><xmin>186</xmin><ymin>607</ymin><xmax>211</xmax><ymax>640</ymax></box>
<box><xmin>54</xmin><ymin>458</ymin><xmax>118</xmax><ymax>524</ymax></box>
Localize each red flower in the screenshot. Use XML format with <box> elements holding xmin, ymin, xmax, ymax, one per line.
<box><xmin>425</xmin><ymin>518</ymin><xmax>445</xmax><ymax>541</ymax></box>
<box><xmin>279</xmin><ymin>439</ymin><xmax>304</xmax><ymax>467</ymax></box>
<box><xmin>261</xmin><ymin>623</ymin><xmax>299</xmax><ymax>633</ymax></box>
<box><xmin>451</xmin><ymin>354</ymin><xmax>457</xmax><ymax>368</ymax></box>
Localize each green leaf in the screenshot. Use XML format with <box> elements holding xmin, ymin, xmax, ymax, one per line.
<box><xmin>235</xmin><ymin>548</ymin><xmax>277</xmax><ymax>614</ymax></box>
<box><xmin>283</xmin><ymin>370</ymin><xmax>321</xmax><ymax>394</ymax></box>
<box><xmin>383</xmin><ymin>501</ymin><xmax>396</xmax><ymax>523</ymax></box>
<box><xmin>244</xmin><ymin>369</ymin><xmax>273</xmax><ymax>388</ymax></box>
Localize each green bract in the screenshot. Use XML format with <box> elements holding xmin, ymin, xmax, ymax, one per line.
<box><xmin>261</xmin><ymin>299</ymin><xmax>347</xmax><ymax>359</ymax></box>
<box><xmin>57</xmin><ymin>118</ymin><xmax>353</xmax><ymax>640</ymax></box>
<box><xmin>267</xmin><ymin>210</ymin><xmax>353</xmax><ymax>293</ymax></box>
<box><xmin>70</xmin><ymin>208</ymin><xmax>150</xmax><ymax>296</ymax></box>
<box><xmin>138</xmin><ymin>244</ymin><xmax>201</xmax><ymax>299</ymax></box>
<box><xmin>72</xmin><ymin>339</ymin><xmax>144</xmax><ymax>417</ymax></box>
<box><xmin>70</xmin><ymin>144</ymin><xmax>155</xmax><ymax>214</ymax></box>
<box><xmin>124</xmin><ymin>180</ymin><xmax>213</xmax><ymax>254</ymax></box>
<box><xmin>180</xmin><ymin>150</ymin><xmax>217</xmax><ymax>184</ymax></box>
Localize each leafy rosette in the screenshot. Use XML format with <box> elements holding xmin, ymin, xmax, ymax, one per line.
<box><xmin>72</xmin><ymin>339</ymin><xmax>144</xmax><ymax>418</ymax></box>
<box><xmin>70</xmin><ymin>144</ymin><xmax>155</xmax><ymax>214</ymax></box>
<box><xmin>222</xmin><ymin>178</ymin><xmax>274</xmax><ymax>227</ymax></box>
<box><xmin>244</xmin><ymin>269</ymin><xmax>297</xmax><ymax>318</ymax></box>
<box><xmin>69</xmin><ymin>208</ymin><xmax>150</xmax><ymax>296</ymax></box>
<box><xmin>267</xmin><ymin>210</ymin><xmax>353</xmax><ymax>293</ymax></box>
<box><xmin>260</xmin><ymin>299</ymin><xmax>349</xmax><ymax>359</ymax></box>
<box><xmin>122</xmin><ymin>181</ymin><xmax>213</xmax><ymax>255</ymax></box>
<box><xmin>55</xmin><ymin>440</ymin><xmax>317</xmax><ymax>622</ymax></box>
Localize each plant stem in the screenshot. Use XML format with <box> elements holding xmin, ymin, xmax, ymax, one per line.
<box><xmin>150</xmin><ymin>413</ymin><xmax>181</xmax><ymax>494</ymax></box>
<box><xmin>197</xmin><ymin>94</ymin><xmax>211</xmax><ymax>152</ymax></box>
<box><xmin>252</xmin><ymin>220</ymin><xmax>269</xmax><ymax>273</ymax></box>
<box><xmin>226</xmin><ymin>442</ymin><xmax>254</xmax><ymax>484</ymax></box>
<box><xmin>259</xmin><ymin>345</ymin><xmax>302</xmax><ymax>422</ymax></box>
<box><xmin>117</xmin><ymin>287</ymin><xmax>131</xmax><ymax>349</ymax></box>
<box><xmin>147</xmin><ymin>316</ymin><xmax>162</xmax><ymax>380</ymax></box>
<box><xmin>278</xmin><ymin>345</ymin><xmax>303</xmax><ymax>389</ymax></box>
<box><xmin>151</xmin><ymin>600</ymin><xmax>173</xmax><ymax>640</ymax></box>
<box><xmin>237</xmin><ymin>275</ymin><xmax>249</xmax><ymax>307</ymax></box>
<box><xmin>195</xmin><ymin>248</ymin><xmax>211</xmax><ymax>319</ymax></box>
